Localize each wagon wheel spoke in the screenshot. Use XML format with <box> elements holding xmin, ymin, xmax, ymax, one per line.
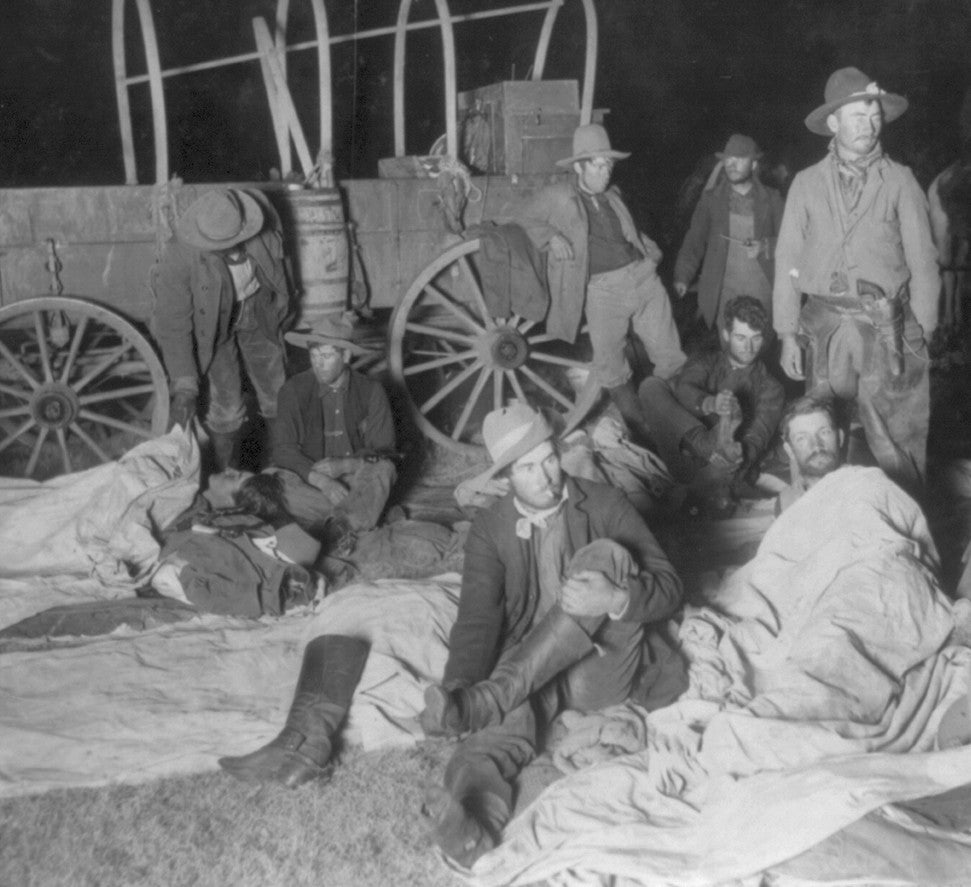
<box><xmin>419</xmin><ymin>360</ymin><xmax>483</xmax><ymax>415</ymax></box>
<box><xmin>403</xmin><ymin>348</ymin><xmax>477</xmax><ymax>376</ymax></box>
<box><xmin>493</xmin><ymin>369</ymin><xmax>504</xmax><ymax>410</ymax></box>
<box><xmin>0</xmin><ymin>405</ymin><xmax>32</xmax><ymax>420</ymax></box>
<box><xmin>451</xmin><ymin>366</ymin><xmax>492</xmax><ymax>442</ymax></box>
<box><xmin>73</xmin><ymin>343</ymin><xmax>131</xmax><ymax>394</ymax></box>
<box><xmin>507</xmin><ymin>369</ymin><xmax>528</xmax><ymax>404</ymax></box>
<box><xmin>24</xmin><ymin>426</ymin><xmax>50</xmax><ymax>477</ymax></box>
<box><xmin>54</xmin><ymin>428</ymin><xmax>73</xmax><ymax>474</ymax></box>
<box><xmin>456</xmin><ymin>255</ymin><xmax>496</xmax><ymax>330</ymax></box>
<box><xmin>517</xmin><ymin>319</ymin><xmax>539</xmax><ymax>335</ymax></box>
<box><xmin>0</xmin><ymin>339</ymin><xmax>41</xmax><ymax>391</ymax></box>
<box><xmin>69</xmin><ymin>421</ymin><xmax>110</xmax><ymax>464</ymax></box>
<box><xmin>404</xmin><ymin>321</ymin><xmax>474</xmax><ymax>347</ymax></box>
<box><xmin>78</xmin><ymin>409</ymin><xmax>154</xmax><ymax>440</ymax></box>
<box><xmin>0</xmin><ymin>383</ymin><xmax>33</xmax><ymax>401</ymax></box>
<box><xmin>60</xmin><ymin>314</ymin><xmax>90</xmax><ymax>383</ymax></box>
<box><xmin>528</xmin><ymin>350</ymin><xmax>591</xmax><ymax>370</ymax></box>
<box><xmin>32</xmin><ymin>312</ymin><xmax>55</xmax><ymax>383</ymax></box>
<box><xmin>423</xmin><ymin>283</ymin><xmax>486</xmax><ymax>333</ymax></box>
<box><xmin>518</xmin><ymin>365</ymin><xmax>573</xmax><ymax>410</ymax></box>
<box><xmin>78</xmin><ymin>384</ymin><xmax>157</xmax><ymax>407</ymax></box>
<box><xmin>0</xmin><ymin>417</ymin><xmax>38</xmax><ymax>455</ymax></box>
<box><xmin>525</xmin><ymin>332</ymin><xmax>558</xmax><ymax>346</ymax></box>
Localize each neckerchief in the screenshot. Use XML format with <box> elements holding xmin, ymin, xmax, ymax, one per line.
<box><xmin>513</xmin><ymin>486</ymin><xmax>569</xmax><ymax>540</ymax></box>
<box><xmin>829</xmin><ymin>139</ymin><xmax>883</xmax><ymax>212</ymax></box>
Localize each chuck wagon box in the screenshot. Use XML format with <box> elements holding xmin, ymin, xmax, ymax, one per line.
<box><xmin>0</xmin><ymin>0</ymin><xmax>602</xmax><ymax>478</ymax></box>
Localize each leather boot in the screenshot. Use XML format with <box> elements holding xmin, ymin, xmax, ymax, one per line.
<box><xmin>218</xmin><ymin>634</ymin><xmax>369</xmax><ymax>788</ymax></box>
<box><xmin>607</xmin><ymin>382</ymin><xmax>654</xmax><ymax>448</ymax></box>
<box><xmin>422</xmin><ymin>607</ymin><xmax>598</xmax><ymax>737</ymax></box>
<box><xmin>210</xmin><ymin>429</ymin><xmax>241</xmax><ymax>472</ymax></box>
<box><xmin>425</xmin><ymin>758</ymin><xmax>512</xmax><ymax>868</ymax></box>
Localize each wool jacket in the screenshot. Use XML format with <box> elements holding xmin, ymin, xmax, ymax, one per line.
<box><xmin>442</xmin><ymin>476</ymin><xmax>682</xmax><ymax>689</ymax></box>
<box><xmin>773</xmin><ymin>151</ymin><xmax>940</xmax><ymax>337</ymax></box>
<box><xmin>674</xmin><ymin>176</ymin><xmax>784</xmax><ymax>327</ymax></box>
<box><xmin>152</xmin><ymin>215</ymin><xmax>292</xmax><ymax>391</ymax></box>
<box><xmin>673</xmin><ymin>349</ymin><xmax>785</xmax><ymax>462</ymax></box>
<box><xmin>519</xmin><ymin>180</ymin><xmax>662</xmax><ymax>343</ymax></box>
<box><xmin>271</xmin><ymin>368</ymin><xmax>395</xmax><ymax>481</ymax></box>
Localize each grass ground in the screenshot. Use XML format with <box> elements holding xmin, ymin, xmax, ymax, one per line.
<box><xmin>0</xmin><ymin>741</ymin><xmax>459</xmax><ymax>887</ymax></box>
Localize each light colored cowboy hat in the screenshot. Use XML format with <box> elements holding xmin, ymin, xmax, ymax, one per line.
<box><xmin>716</xmin><ymin>133</ymin><xmax>763</xmax><ymax>160</ymax></box>
<box><xmin>475</xmin><ymin>402</ymin><xmax>554</xmax><ymax>482</ymax></box>
<box><xmin>284</xmin><ymin>314</ymin><xmax>374</xmax><ymax>355</ymax></box>
<box><xmin>177</xmin><ymin>188</ymin><xmax>265</xmax><ymax>251</ymax></box>
<box><xmin>556</xmin><ymin>124</ymin><xmax>631</xmax><ymax>168</ymax></box>
<box><xmin>804</xmin><ymin>67</ymin><xmax>908</xmax><ymax>136</ymax></box>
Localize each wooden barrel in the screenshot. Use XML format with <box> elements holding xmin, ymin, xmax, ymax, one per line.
<box><xmin>285</xmin><ymin>187</ymin><xmax>349</xmax><ymax>326</ymax></box>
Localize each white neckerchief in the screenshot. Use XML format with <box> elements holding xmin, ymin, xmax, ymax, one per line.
<box><xmin>513</xmin><ymin>487</ymin><xmax>569</xmax><ymax>540</ymax></box>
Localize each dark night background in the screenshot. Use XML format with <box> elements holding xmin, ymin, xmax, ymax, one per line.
<box><xmin>1</xmin><ymin>0</ymin><xmax>970</xmax><ymax>249</ymax></box>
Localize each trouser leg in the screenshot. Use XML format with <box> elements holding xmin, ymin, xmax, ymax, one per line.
<box><xmin>637</xmin><ymin>376</ymin><xmax>705</xmax><ymax>467</ymax></box>
<box><xmin>206</xmin><ymin>338</ymin><xmax>247</xmax><ymax>434</ymax></box>
<box><xmin>219</xmin><ymin>634</ymin><xmax>369</xmax><ymax>788</ymax></box>
<box><xmin>585</xmin><ymin>269</ymin><xmax>636</xmax><ymax>389</ymax></box>
<box><xmin>628</xmin><ymin>261</ymin><xmax>687</xmax><ymax>380</ymax></box>
<box><xmin>236</xmin><ymin>322</ymin><xmax>286</xmax><ymax>421</ymax></box>
<box><xmin>427</xmin><ymin>703</ymin><xmax>536</xmax><ymax>868</ymax></box>
<box><xmin>341</xmin><ymin>460</ymin><xmax>397</xmax><ymax>531</ymax></box>
<box><xmin>269</xmin><ymin>468</ymin><xmax>338</xmax><ymax>533</ymax></box>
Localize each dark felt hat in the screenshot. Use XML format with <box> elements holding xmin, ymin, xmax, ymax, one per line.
<box><xmin>177</xmin><ymin>188</ymin><xmax>264</xmax><ymax>250</ymax></box>
<box><xmin>804</xmin><ymin>67</ymin><xmax>908</xmax><ymax>136</ymax></box>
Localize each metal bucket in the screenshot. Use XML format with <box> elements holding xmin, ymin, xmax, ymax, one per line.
<box><xmin>286</xmin><ymin>188</ymin><xmax>349</xmax><ymax>326</ymax></box>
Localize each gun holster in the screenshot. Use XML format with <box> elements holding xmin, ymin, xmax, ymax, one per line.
<box><xmin>856</xmin><ymin>279</ymin><xmax>906</xmax><ymax>376</ymax></box>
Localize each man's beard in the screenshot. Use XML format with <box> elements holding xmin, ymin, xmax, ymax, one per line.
<box><xmin>799</xmin><ymin>449</ymin><xmax>840</xmax><ymax>478</ymax></box>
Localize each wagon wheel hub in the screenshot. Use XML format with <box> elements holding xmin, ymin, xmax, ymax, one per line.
<box><xmin>488</xmin><ymin>328</ymin><xmax>528</xmax><ymax>369</ymax></box>
<box><xmin>31</xmin><ymin>383</ymin><xmax>79</xmax><ymax>429</ymax></box>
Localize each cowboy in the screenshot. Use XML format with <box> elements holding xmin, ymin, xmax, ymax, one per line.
<box><xmin>519</xmin><ymin>124</ymin><xmax>686</xmax><ymax>443</ymax></box>
<box><xmin>638</xmin><ymin>295</ymin><xmax>784</xmax><ymax>502</ymax></box>
<box><xmin>674</xmin><ymin>134</ymin><xmax>785</xmax><ymax>329</ymax></box>
<box><xmin>775</xmin><ymin>395</ymin><xmax>844</xmax><ymax>513</ymax></box>
<box><xmin>773</xmin><ymin>67</ymin><xmax>939</xmax><ymax>492</ymax></box>
<box><xmin>152</xmin><ymin>188</ymin><xmax>295</xmax><ymax>469</ymax></box>
<box><xmin>419</xmin><ymin>403</ymin><xmax>682</xmax><ymax>867</ymax></box>
<box><xmin>269</xmin><ymin>315</ymin><xmax>396</xmax><ymax>550</ymax></box>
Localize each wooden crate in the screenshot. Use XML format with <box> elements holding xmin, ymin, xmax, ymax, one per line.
<box><xmin>457</xmin><ymin>80</ymin><xmax>580</xmax><ymax>176</ymax></box>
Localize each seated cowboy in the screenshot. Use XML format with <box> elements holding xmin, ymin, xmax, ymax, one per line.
<box><xmin>638</xmin><ymin>295</ymin><xmax>784</xmax><ymax>500</ymax></box>
<box><xmin>269</xmin><ymin>316</ymin><xmax>397</xmax><ymax>551</ymax></box>
<box><xmin>418</xmin><ymin>403</ymin><xmax>683</xmax><ymax>867</ymax></box>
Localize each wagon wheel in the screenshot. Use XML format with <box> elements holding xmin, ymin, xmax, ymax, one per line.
<box><xmin>388</xmin><ymin>238</ymin><xmax>600</xmax><ymax>455</ymax></box>
<box><xmin>0</xmin><ymin>297</ymin><xmax>169</xmax><ymax>479</ymax></box>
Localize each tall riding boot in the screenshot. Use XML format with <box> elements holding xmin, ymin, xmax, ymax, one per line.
<box><xmin>210</xmin><ymin>429</ymin><xmax>241</xmax><ymax>472</ymax></box>
<box><xmin>425</xmin><ymin>757</ymin><xmax>513</xmax><ymax>868</ymax></box>
<box><xmin>423</xmin><ymin>607</ymin><xmax>599</xmax><ymax>737</ymax></box>
<box><xmin>607</xmin><ymin>382</ymin><xmax>654</xmax><ymax>448</ymax></box>
<box><xmin>218</xmin><ymin>634</ymin><xmax>370</xmax><ymax>788</ymax></box>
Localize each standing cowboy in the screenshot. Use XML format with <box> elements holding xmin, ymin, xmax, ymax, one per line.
<box><xmin>153</xmin><ymin>188</ymin><xmax>294</xmax><ymax>469</ymax></box>
<box><xmin>520</xmin><ymin>124</ymin><xmax>686</xmax><ymax>443</ymax></box>
<box><xmin>674</xmin><ymin>134</ymin><xmax>785</xmax><ymax>329</ymax></box>
<box><xmin>773</xmin><ymin>67</ymin><xmax>939</xmax><ymax>491</ymax></box>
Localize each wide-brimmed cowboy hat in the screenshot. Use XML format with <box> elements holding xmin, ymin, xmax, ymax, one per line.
<box><xmin>716</xmin><ymin>133</ymin><xmax>762</xmax><ymax>160</ymax></box>
<box><xmin>804</xmin><ymin>67</ymin><xmax>908</xmax><ymax>136</ymax></box>
<box><xmin>284</xmin><ymin>315</ymin><xmax>374</xmax><ymax>355</ymax></box>
<box><xmin>556</xmin><ymin>124</ymin><xmax>631</xmax><ymax>168</ymax></box>
<box><xmin>476</xmin><ymin>403</ymin><xmax>554</xmax><ymax>481</ymax></box>
<box><xmin>177</xmin><ymin>188</ymin><xmax>265</xmax><ymax>250</ymax></box>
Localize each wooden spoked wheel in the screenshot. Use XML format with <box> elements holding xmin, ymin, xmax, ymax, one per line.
<box><xmin>388</xmin><ymin>238</ymin><xmax>600</xmax><ymax>455</ymax></box>
<box><xmin>0</xmin><ymin>297</ymin><xmax>169</xmax><ymax>479</ymax></box>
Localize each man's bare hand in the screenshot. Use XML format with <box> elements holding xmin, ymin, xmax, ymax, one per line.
<box><xmin>780</xmin><ymin>334</ymin><xmax>805</xmax><ymax>381</ymax></box>
<box><xmin>560</xmin><ymin>569</ymin><xmax>628</xmax><ymax>618</ymax></box>
<box><xmin>307</xmin><ymin>470</ymin><xmax>349</xmax><ymax>505</ymax></box>
<box><xmin>713</xmin><ymin>390</ymin><xmax>740</xmax><ymax>416</ymax></box>
<box><xmin>673</xmin><ymin>281</ymin><xmax>688</xmax><ymax>298</ymax></box>
<box><xmin>548</xmin><ymin>233</ymin><xmax>574</xmax><ymax>261</ymax></box>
